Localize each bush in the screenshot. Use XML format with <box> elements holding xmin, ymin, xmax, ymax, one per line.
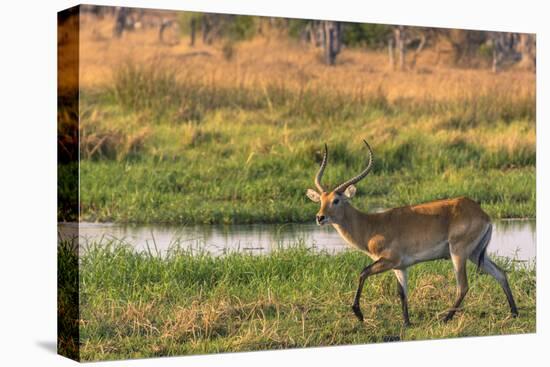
<box><xmin>342</xmin><ymin>22</ymin><xmax>393</xmax><ymax>49</ymax></box>
<box><xmin>112</xmin><ymin>60</ymin><xmax>180</xmax><ymax>114</ymax></box>
<box><xmin>177</xmin><ymin>13</ymin><xmax>256</xmax><ymax>42</ymax></box>
<box><xmin>287</xmin><ymin>19</ymin><xmax>312</xmax><ymax>39</ymax></box>
<box><xmin>228</xmin><ymin>15</ymin><xmax>256</xmax><ymax>41</ymax></box>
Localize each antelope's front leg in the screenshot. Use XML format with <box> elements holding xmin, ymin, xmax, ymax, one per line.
<box><xmin>352</xmin><ymin>258</ymin><xmax>395</xmax><ymax>322</ymax></box>
<box><xmin>394</xmin><ymin>268</ymin><xmax>411</xmax><ymax>326</ymax></box>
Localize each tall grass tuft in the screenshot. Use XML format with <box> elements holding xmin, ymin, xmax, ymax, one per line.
<box><xmin>112</xmin><ymin>60</ymin><xmax>180</xmax><ymax>115</ymax></box>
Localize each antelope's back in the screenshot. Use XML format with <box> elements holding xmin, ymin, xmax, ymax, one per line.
<box><xmin>373</xmin><ymin>197</ymin><xmax>491</xmax><ymax>264</ymax></box>
<box><xmin>408</xmin><ymin>196</ymin><xmax>490</xmax><ymax>225</ymax></box>
<box><xmin>374</xmin><ymin>196</ymin><xmax>490</xmax><ymax>242</ymax></box>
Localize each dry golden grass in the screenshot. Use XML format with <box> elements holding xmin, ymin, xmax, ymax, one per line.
<box><xmin>78</xmin><ymin>13</ymin><xmax>535</xmax><ymax>104</ymax></box>
<box><xmin>58</xmin><ymin>14</ymin><xmax>80</xmax><ymax>94</ymax></box>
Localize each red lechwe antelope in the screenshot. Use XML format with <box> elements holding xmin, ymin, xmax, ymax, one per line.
<box><xmin>306</xmin><ymin>140</ymin><xmax>518</xmax><ymax>325</ymax></box>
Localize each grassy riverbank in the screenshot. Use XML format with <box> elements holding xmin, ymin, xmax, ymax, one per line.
<box><xmin>59</xmin><ymin>21</ymin><xmax>536</xmax><ymax>224</ymax></box>
<box><xmin>72</xmin><ymin>66</ymin><xmax>535</xmax><ymax>223</ymax></box>
<box><xmin>67</xmin><ymin>240</ymin><xmax>535</xmax><ymax>361</ymax></box>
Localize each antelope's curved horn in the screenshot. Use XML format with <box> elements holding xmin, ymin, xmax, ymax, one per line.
<box><xmin>314</xmin><ymin>143</ymin><xmax>328</xmax><ymax>192</ymax></box>
<box><xmin>333</xmin><ymin>140</ymin><xmax>374</xmax><ymax>193</ymax></box>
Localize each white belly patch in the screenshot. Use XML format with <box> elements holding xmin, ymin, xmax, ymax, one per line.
<box><xmin>402</xmin><ymin>240</ymin><xmax>449</xmax><ymax>266</ymax></box>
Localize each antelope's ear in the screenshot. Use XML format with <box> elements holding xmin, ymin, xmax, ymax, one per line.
<box><xmin>344</xmin><ymin>185</ymin><xmax>357</xmax><ymax>199</ymax></box>
<box><xmin>306</xmin><ymin>189</ymin><xmax>321</xmax><ymax>202</ymax></box>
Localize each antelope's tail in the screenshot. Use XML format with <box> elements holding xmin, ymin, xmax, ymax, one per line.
<box><xmin>475</xmin><ymin>224</ymin><xmax>493</xmax><ymax>272</ymax></box>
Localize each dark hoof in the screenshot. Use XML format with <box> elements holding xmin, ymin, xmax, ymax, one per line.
<box><xmin>352</xmin><ymin>305</ymin><xmax>364</xmax><ymax>322</ymax></box>
<box><xmin>382</xmin><ymin>335</ymin><xmax>401</xmax><ymax>342</ymax></box>
<box><xmin>512</xmin><ymin>310</ymin><xmax>519</xmax><ymax>318</ymax></box>
<box><xmin>443</xmin><ymin>313</ymin><xmax>454</xmax><ymax>323</ymax></box>
<box><xmin>403</xmin><ymin>320</ymin><xmax>411</xmax><ymax>328</ymax></box>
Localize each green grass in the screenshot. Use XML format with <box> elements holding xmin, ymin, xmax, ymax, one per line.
<box><xmin>58</xmin><ymin>240</ymin><xmax>79</xmax><ymax>359</ymax></box>
<box><xmin>71</xmin><ymin>240</ymin><xmax>535</xmax><ymax>361</ymax></box>
<box><xmin>58</xmin><ymin>62</ymin><xmax>536</xmax><ymax>223</ymax></box>
<box><xmin>78</xmin><ymin>160</ymin><xmax>534</xmax><ymax>223</ymax></box>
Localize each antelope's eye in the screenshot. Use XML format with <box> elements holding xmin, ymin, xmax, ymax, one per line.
<box><xmin>332</xmin><ymin>199</ymin><xmax>340</xmax><ymax>205</ymax></box>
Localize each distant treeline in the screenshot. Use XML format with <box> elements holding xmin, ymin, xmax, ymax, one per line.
<box><xmin>80</xmin><ymin>5</ymin><xmax>536</xmax><ymax>72</ymax></box>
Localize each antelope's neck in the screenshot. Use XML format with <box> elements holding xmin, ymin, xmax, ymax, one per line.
<box><xmin>331</xmin><ymin>204</ymin><xmax>370</xmax><ymax>251</ymax></box>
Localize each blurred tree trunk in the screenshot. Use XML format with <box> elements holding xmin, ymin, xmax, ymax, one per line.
<box><xmin>202</xmin><ymin>15</ymin><xmax>212</xmax><ymax>44</ymax></box>
<box><xmin>388</xmin><ymin>37</ymin><xmax>395</xmax><ymax>69</ymax></box>
<box><xmin>409</xmin><ymin>33</ymin><xmax>426</xmax><ymax>69</ymax></box>
<box><xmin>492</xmin><ymin>33</ymin><xmax>503</xmax><ymax>72</ymax></box>
<box><xmin>322</xmin><ymin>21</ymin><xmax>341</xmax><ymax>65</ymax></box>
<box><xmin>113</xmin><ymin>7</ymin><xmax>128</xmax><ymax>38</ymax></box>
<box><xmin>388</xmin><ymin>25</ymin><xmax>412</xmax><ymax>70</ymax></box>
<box><xmin>303</xmin><ymin>21</ymin><xmax>320</xmax><ymax>47</ymax></box>
<box><xmin>448</xmin><ymin>29</ymin><xmax>487</xmax><ymax>67</ymax></box>
<box><xmin>158</xmin><ymin>19</ymin><xmax>169</xmax><ymax>43</ymax></box>
<box><xmin>393</xmin><ymin>26</ymin><xmax>406</xmax><ymax>70</ymax></box>
<box><xmin>189</xmin><ymin>18</ymin><xmax>196</xmax><ymax>46</ymax></box>
<box><xmin>491</xmin><ymin>32</ymin><xmax>521</xmax><ymax>72</ymax></box>
<box><xmin>388</xmin><ymin>27</ymin><xmax>428</xmax><ymax>70</ymax></box>
<box><xmin>516</xmin><ymin>33</ymin><xmax>536</xmax><ymax>72</ymax></box>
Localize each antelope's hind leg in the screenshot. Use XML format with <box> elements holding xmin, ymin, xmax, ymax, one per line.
<box><xmin>476</xmin><ymin>256</ymin><xmax>519</xmax><ymax>317</ymax></box>
<box><xmin>444</xmin><ymin>251</ymin><xmax>469</xmax><ymax>322</ymax></box>
<box><xmin>467</xmin><ymin>223</ymin><xmax>518</xmax><ymax>317</ymax></box>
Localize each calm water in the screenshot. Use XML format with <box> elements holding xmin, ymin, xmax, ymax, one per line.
<box><xmin>59</xmin><ymin>220</ymin><xmax>536</xmax><ymax>262</ymax></box>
